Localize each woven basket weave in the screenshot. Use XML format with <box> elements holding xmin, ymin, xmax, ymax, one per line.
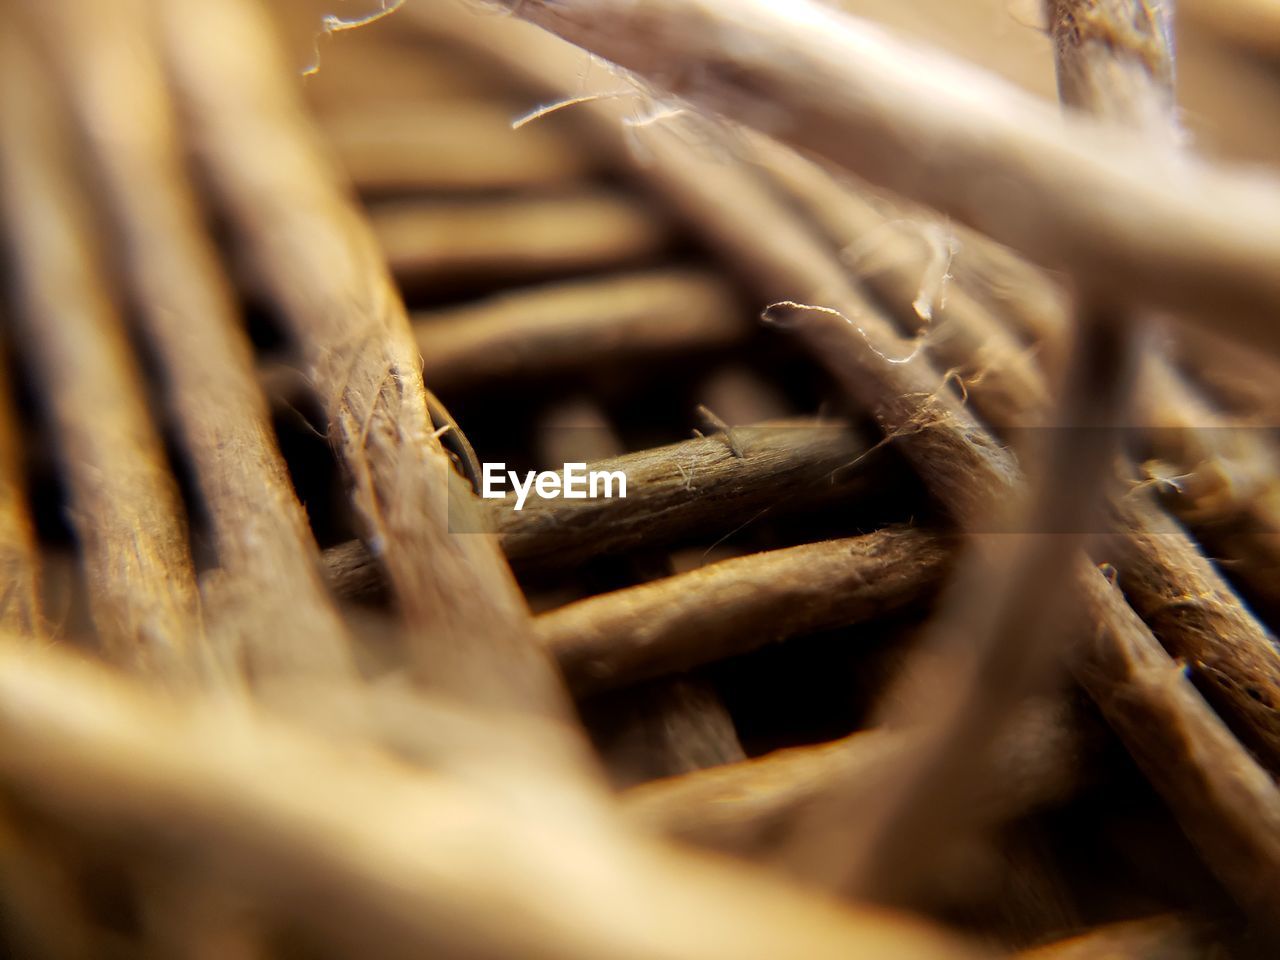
<box><xmin>1</xmin><ymin>1</ymin><xmax>1279</xmax><ymax>957</ymax></box>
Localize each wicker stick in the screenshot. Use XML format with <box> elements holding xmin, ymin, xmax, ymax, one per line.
<box><xmin>411</xmin><ymin>269</ymin><xmax>747</xmax><ymax>391</ymax></box>
<box><xmin>321</xmin><ymin>419</ymin><xmax>889</xmax><ymax>599</ymax></box>
<box><xmin>539</xmin><ymin>527</ymin><xmax>952</xmax><ymax>695</ymax></box>
<box><xmin>1075</xmin><ymin>569</ymin><xmax>1280</xmax><ymax>937</ymax></box>
<box><xmin>0</xmin><ymin>341</ymin><xmax>41</xmax><ymax>641</ymax></box>
<box><xmin>624</xmin><ymin>697</ymin><xmax>1087</xmax><ymax>858</ymax></box>
<box><xmin>0</xmin><ymin>639</ymin><xmax>986</xmax><ymax>960</ymax></box>
<box><xmin>319</xmin><ymin>100</ymin><xmax>594</xmax><ymax>192</ymax></box>
<box><xmin>29</xmin><ymin>0</ymin><xmax>353</xmax><ymax>678</ymax></box>
<box><xmin>1135</xmin><ymin>355</ymin><xmax>1280</xmax><ymax>621</ymax></box>
<box><xmin>371</xmin><ymin>191</ymin><xmax>670</xmax><ymax>288</ymax></box>
<box><xmin>1018</xmin><ymin>916</ymin><xmax>1209</xmax><ymax>960</ymax></box>
<box><xmin>0</xmin><ymin>31</ymin><xmax>200</xmax><ymax>677</ymax></box>
<box><xmin>157</xmin><ymin>0</ymin><xmax>576</xmax><ymax>719</ymax></box>
<box><xmin>489</xmin><ymin>0</ymin><xmax>1280</xmax><ymax>357</ymax></box>
<box><xmin>1106</xmin><ymin>495</ymin><xmax>1280</xmax><ymax>765</ymax></box>
<box><xmin>264</xmin><ymin>269</ymin><xmax>747</xmax><ymax>398</ymax></box>
<box><xmin>402</xmin><ymin>9</ymin><xmax>1280</xmax><ymax>929</ymax></box>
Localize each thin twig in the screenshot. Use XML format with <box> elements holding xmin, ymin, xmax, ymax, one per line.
<box><xmin>371</xmin><ymin>191</ymin><xmax>669</xmax><ymax>288</ymax></box>
<box><xmin>535</xmin><ymin>401</ymin><xmax>745</xmax><ymax>784</ymax></box>
<box><xmin>321</xmin><ymin>419</ymin><xmax>894</xmax><ymax>599</ymax></box>
<box><xmin>625</xmin><ymin>697</ymin><xmax>1093</xmax><ymax>876</ymax></box>
<box><xmin>538</xmin><ymin>527</ymin><xmax>952</xmax><ymax>695</ymax></box>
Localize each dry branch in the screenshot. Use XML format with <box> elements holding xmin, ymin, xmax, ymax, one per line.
<box><xmin>535</xmin><ymin>401</ymin><xmax>745</xmax><ymax>785</ymax></box>
<box><xmin>489</xmin><ymin>0</ymin><xmax>1280</xmax><ymax>358</ymax></box>
<box><xmin>371</xmin><ymin>191</ymin><xmax>669</xmax><ymax>288</ymax></box>
<box><xmin>1106</xmin><ymin>495</ymin><xmax>1280</xmax><ymax>769</ymax></box>
<box><xmin>262</xmin><ymin>268</ymin><xmax>746</xmax><ymax>399</ymax></box>
<box><xmin>1074</xmin><ymin>569</ymin><xmax>1280</xmax><ymax>939</ymax></box>
<box><xmin>321</xmin><ymin>419</ymin><xmax>891</xmax><ymax>599</ymax></box>
<box><xmin>624</xmin><ymin>697</ymin><xmax>1089</xmax><ymax>859</ymax></box>
<box><xmin>0</xmin><ymin>29</ymin><xmax>200</xmax><ymax>677</ymax></box>
<box><xmin>320</xmin><ymin>100</ymin><xmax>593</xmax><ymax>192</ymax></box>
<box><xmin>410</xmin><ymin>269</ymin><xmax>747</xmax><ymax>391</ymax></box>
<box><xmin>539</xmin><ymin>526</ymin><xmax>952</xmax><ymax>695</ymax></box>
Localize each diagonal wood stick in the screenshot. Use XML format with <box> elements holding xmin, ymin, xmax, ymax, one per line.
<box><xmin>155</xmin><ymin>0</ymin><xmax>578</xmax><ymax>720</ymax></box>
<box><xmin>26</xmin><ymin>0</ymin><xmax>354</xmax><ymax>679</ymax></box>
<box><xmin>0</xmin><ymin>29</ymin><xmax>202</xmax><ymax>679</ymax></box>
<box><xmin>486</xmin><ymin>0</ymin><xmax>1280</xmax><ymax>359</ymax></box>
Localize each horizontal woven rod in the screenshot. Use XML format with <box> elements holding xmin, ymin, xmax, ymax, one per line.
<box><xmin>624</xmin><ymin>697</ymin><xmax>1088</xmax><ymax>857</ymax></box>
<box><xmin>0</xmin><ymin>639</ymin><xmax>986</xmax><ymax>960</ymax></box>
<box><xmin>263</xmin><ymin>269</ymin><xmax>748</xmax><ymax>397</ymax></box>
<box><xmin>410</xmin><ymin>268</ymin><xmax>747</xmax><ymax>391</ymax></box>
<box><xmin>371</xmin><ymin>191</ymin><xmax>670</xmax><ymax>287</ymax></box>
<box><xmin>491</xmin><ymin>0</ymin><xmax>1280</xmax><ymax>359</ymax></box>
<box><xmin>321</xmin><ymin>419</ymin><xmax>892</xmax><ymax>600</ymax></box>
<box><xmin>319</xmin><ymin>100</ymin><xmax>593</xmax><ymax>192</ymax></box>
<box><xmin>539</xmin><ymin>526</ymin><xmax>952</xmax><ymax>695</ymax></box>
